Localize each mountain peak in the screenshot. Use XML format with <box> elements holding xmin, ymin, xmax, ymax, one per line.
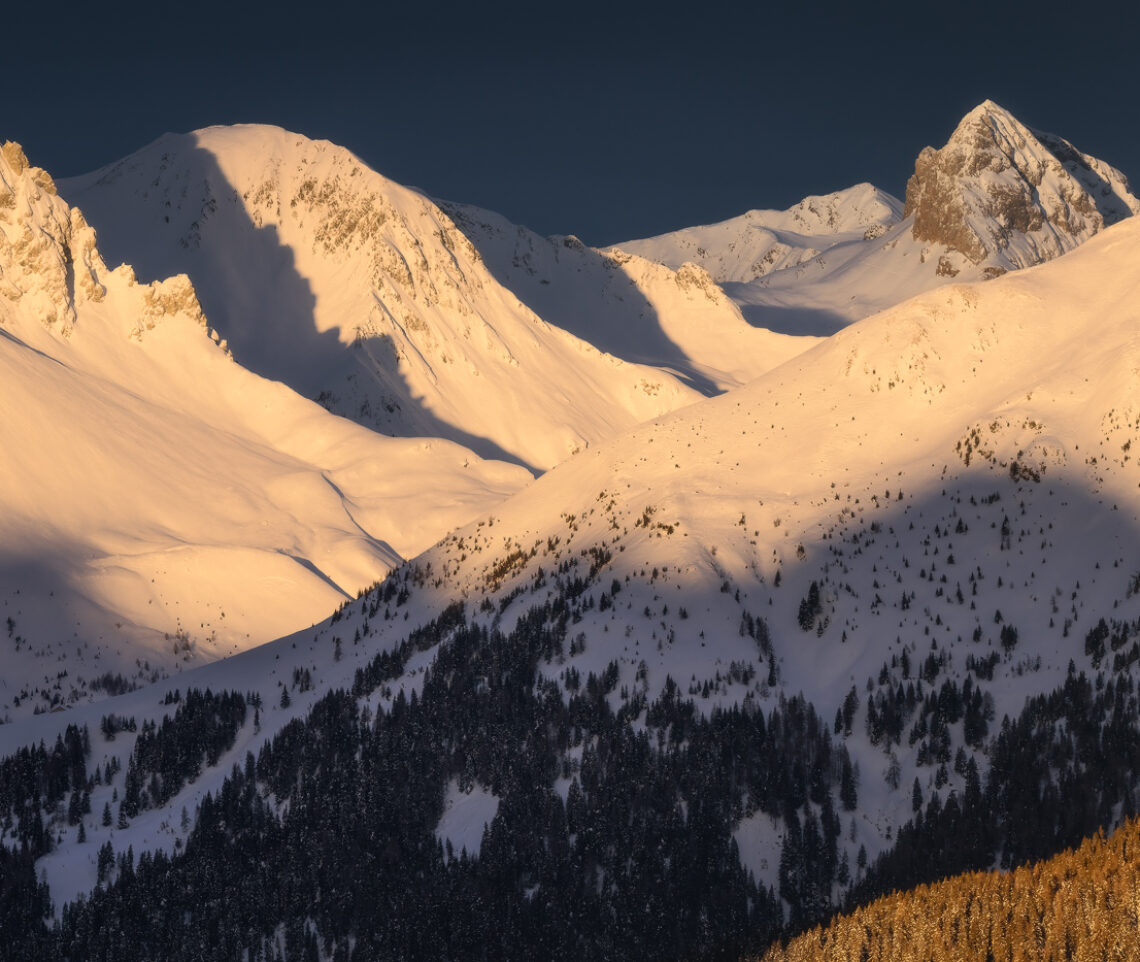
<box><xmin>1</xmin><ymin>139</ymin><xmax>58</xmax><ymax>198</ymax></box>
<box><xmin>609</xmin><ymin>183</ymin><xmax>903</xmax><ymax>287</ymax></box>
<box><xmin>961</xmin><ymin>97</ymin><xmax>1015</xmax><ymax>122</ymax></box>
<box><xmin>2</xmin><ymin>140</ymin><xmax>30</xmax><ymax>177</ymax></box>
<box><xmin>903</xmin><ymin>100</ymin><xmax>1138</xmax><ymax>267</ymax></box>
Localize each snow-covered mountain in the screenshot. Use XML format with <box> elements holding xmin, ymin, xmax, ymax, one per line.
<box><xmin>904</xmin><ymin>99</ymin><xmax>1139</xmax><ymax>270</ymax></box>
<box><xmin>8</xmin><ymin>206</ymin><xmax>1140</xmax><ymax>945</ymax></box>
<box><xmin>280</xmin><ymin>211</ymin><xmax>1140</xmax><ymax>896</ymax></box>
<box><xmin>5</xmin><ymin>105</ymin><xmax>1140</xmax><ymax>959</ymax></box>
<box><xmin>619</xmin><ymin>101</ymin><xmax>1138</xmax><ymax>337</ymax></box>
<box><xmin>439</xmin><ymin>200</ymin><xmax>818</xmax><ymax>393</ymax></box>
<box><xmin>612</xmin><ymin>183</ymin><xmax>903</xmax><ymax>284</ymax></box>
<box><xmin>0</xmin><ymin>140</ymin><xmax>529</xmax><ymax>717</ymax></box>
<box><xmin>59</xmin><ymin>127</ymin><xmax>804</xmax><ymax>472</ymax></box>
<box><xmin>387</xmin><ymin>208</ymin><xmax>1140</xmax><ymax>844</ymax></box>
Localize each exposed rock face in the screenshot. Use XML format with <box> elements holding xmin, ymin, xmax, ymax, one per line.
<box><xmin>1</xmin><ymin>141</ymin><xmax>97</xmax><ymax>329</ymax></box>
<box><xmin>0</xmin><ymin>140</ymin><xmax>206</xmax><ymax>336</ymax></box>
<box><xmin>904</xmin><ymin>100</ymin><xmax>1139</xmax><ymax>267</ymax></box>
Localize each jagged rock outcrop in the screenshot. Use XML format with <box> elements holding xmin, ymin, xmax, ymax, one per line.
<box><xmin>0</xmin><ymin>140</ymin><xmax>208</xmax><ymax>338</ymax></box>
<box><xmin>2</xmin><ymin>141</ymin><xmax>93</xmax><ymax>328</ymax></box>
<box><xmin>904</xmin><ymin>100</ymin><xmax>1139</xmax><ymax>268</ymax></box>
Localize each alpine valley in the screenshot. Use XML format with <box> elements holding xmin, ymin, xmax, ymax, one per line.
<box><xmin>2</xmin><ymin>101</ymin><xmax>1139</xmax><ymax>961</ymax></box>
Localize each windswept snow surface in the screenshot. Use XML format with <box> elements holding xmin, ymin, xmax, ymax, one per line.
<box><xmin>0</xmin><ymin>141</ymin><xmax>529</xmax><ymax>717</ymax></box>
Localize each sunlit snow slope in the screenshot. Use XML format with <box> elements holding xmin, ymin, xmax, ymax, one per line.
<box><xmin>59</xmin><ymin>126</ymin><xmax>783</xmax><ymax>472</ymax></box>
<box><xmin>0</xmin><ymin>141</ymin><xmax>529</xmax><ymax>717</ymax></box>
<box><xmin>362</xmin><ymin>213</ymin><xmax>1140</xmax><ymax>880</ymax></box>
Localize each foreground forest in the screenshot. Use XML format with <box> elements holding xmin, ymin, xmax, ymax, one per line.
<box><xmin>760</xmin><ymin>816</ymin><xmax>1140</xmax><ymax>962</ymax></box>
<box><xmin>3</xmin><ymin>590</ymin><xmax>1140</xmax><ymax>960</ymax></box>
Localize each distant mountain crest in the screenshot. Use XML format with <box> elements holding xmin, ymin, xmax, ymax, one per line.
<box><xmin>616</xmin><ymin>101</ymin><xmax>1138</xmax><ymax>335</ymax></box>
<box><xmin>610</xmin><ymin>182</ymin><xmax>903</xmax><ymax>284</ymax></box>
<box><xmin>904</xmin><ymin>99</ymin><xmax>1139</xmax><ymax>268</ymax></box>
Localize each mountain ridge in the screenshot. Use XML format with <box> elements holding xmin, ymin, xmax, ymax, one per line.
<box><xmin>60</xmin><ymin>125</ymin><xmax>798</xmax><ymax>472</ymax></box>
<box><xmin>618</xmin><ymin>100</ymin><xmax>1138</xmax><ymax>337</ymax></box>
<box><xmin>610</xmin><ymin>183</ymin><xmax>903</xmax><ymax>284</ymax></box>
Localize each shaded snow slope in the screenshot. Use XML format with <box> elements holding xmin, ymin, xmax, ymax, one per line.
<box><xmin>0</xmin><ymin>141</ymin><xmax>529</xmax><ymax>717</ymax></box>
<box><xmin>439</xmin><ymin>200</ymin><xmax>817</xmax><ymax>393</ymax></box>
<box><xmin>59</xmin><ymin>126</ymin><xmax>734</xmax><ymax>472</ymax></box>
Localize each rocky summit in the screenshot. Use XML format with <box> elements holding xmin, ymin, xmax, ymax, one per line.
<box><xmin>903</xmin><ymin>99</ymin><xmax>1138</xmax><ymax>269</ymax></box>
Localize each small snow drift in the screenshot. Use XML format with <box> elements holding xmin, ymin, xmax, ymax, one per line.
<box><xmin>435</xmin><ymin>780</ymin><xmax>500</xmax><ymax>859</ymax></box>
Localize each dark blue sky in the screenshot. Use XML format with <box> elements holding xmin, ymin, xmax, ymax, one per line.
<box><xmin>6</xmin><ymin>2</ymin><xmax>1139</xmax><ymax>245</ymax></box>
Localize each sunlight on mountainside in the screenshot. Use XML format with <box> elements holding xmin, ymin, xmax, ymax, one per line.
<box><xmin>2</xmin><ymin>99</ymin><xmax>1139</xmax><ymax>960</ymax></box>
